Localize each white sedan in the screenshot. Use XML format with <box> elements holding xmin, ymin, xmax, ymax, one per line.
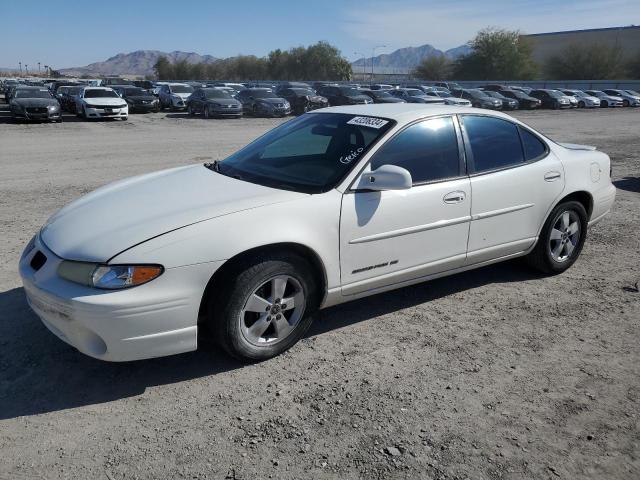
<box><xmin>20</xmin><ymin>104</ymin><xmax>616</xmax><ymax>362</ymax></box>
<box><xmin>75</xmin><ymin>87</ymin><xmax>129</xmax><ymax>120</ymax></box>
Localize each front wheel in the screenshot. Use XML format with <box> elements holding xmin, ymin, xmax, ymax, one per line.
<box><xmin>204</xmin><ymin>105</ymin><xmax>211</xmax><ymax>119</ymax></box>
<box><xmin>525</xmin><ymin>201</ymin><xmax>587</xmax><ymax>274</ymax></box>
<box><xmin>206</xmin><ymin>252</ymin><xmax>319</xmax><ymax>361</ymax></box>
<box><xmin>623</xmin><ymin>100</ymin><xmax>630</xmax><ymax>107</ymax></box>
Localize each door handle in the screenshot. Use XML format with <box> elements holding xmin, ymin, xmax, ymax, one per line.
<box><xmin>443</xmin><ymin>191</ymin><xmax>466</xmax><ymax>204</ymax></box>
<box><xmin>544</xmin><ymin>171</ymin><xmax>561</xmax><ymax>182</ymax></box>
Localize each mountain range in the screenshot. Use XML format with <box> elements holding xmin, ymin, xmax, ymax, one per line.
<box><xmin>352</xmin><ymin>44</ymin><xmax>471</xmax><ymax>70</ymax></box>
<box><xmin>50</xmin><ymin>43</ymin><xmax>471</xmax><ymax>77</ymax></box>
<box><xmin>60</xmin><ymin>50</ymin><xmax>218</xmax><ymax>77</ymax></box>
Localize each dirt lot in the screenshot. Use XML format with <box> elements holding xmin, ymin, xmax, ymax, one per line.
<box><xmin>0</xmin><ymin>105</ymin><xmax>638</xmax><ymax>480</ymax></box>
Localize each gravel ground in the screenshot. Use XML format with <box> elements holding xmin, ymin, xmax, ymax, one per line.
<box><xmin>0</xmin><ymin>104</ymin><xmax>638</xmax><ymax>480</ymax></box>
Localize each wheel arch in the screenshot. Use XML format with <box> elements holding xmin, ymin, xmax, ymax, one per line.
<box><xmin>197</xmin><ymin>242</ymin><xmax>328</xmax><ymax>327</ymax></box>
<box><xmin>554</xmin><ymin>190</ymin><xmax>594</xmax><ymax>220</ymax></box>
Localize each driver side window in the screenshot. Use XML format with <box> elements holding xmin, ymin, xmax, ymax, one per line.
<box><xmin>370</xmin><ymin>116</ymin><xmax>461</xmax><ymax>185</ymax></box>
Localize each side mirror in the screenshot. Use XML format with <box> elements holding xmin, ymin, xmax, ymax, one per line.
<box><xmin>356</xmin><ymin>165</ymin><xmax>412</xmax><ymax>191</ymax></box>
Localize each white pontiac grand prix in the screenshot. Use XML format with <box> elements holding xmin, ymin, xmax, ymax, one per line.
<box><xmin>20</xmin><ymin>104</ymin><xmax>616</xmax><ymax>361</ymax></box>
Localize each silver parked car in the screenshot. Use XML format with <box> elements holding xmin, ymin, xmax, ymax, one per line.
<box><xmin>603</xmin><ymin>89</ymin><xmax>640</xmax><ymax>107</ymax></box>
<box><xmin>585</xmin><ymin>90</ymin><xmax>624</xmax><ymax>108</ymax></box>
<box><xmin>561</xmin><ymin>89</ymin><xmax>601</xmax><ymax>108</ymax></box>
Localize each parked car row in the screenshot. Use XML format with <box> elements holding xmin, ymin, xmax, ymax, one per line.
<box><xmin>3</xmin><ymin>77</ymin><xmax>640</xmax><ymax>123</ymax></box>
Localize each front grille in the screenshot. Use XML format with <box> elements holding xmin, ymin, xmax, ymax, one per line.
<box><xmin>26</xmin><ymin>107</ymin><xmax>48</xmax><ymax>113</ymax></box>
<box><xmin>88</xmin><ymin>105</ymin><xmax>120</xmax><ymax>110</ymax></box>
<box><xmin>30</xmin><ymin>251</ymin><xmax>47</xmax><ymax>271</ymax></box>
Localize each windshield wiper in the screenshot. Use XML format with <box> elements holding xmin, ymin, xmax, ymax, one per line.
<box><xmin>204</xmin><ymin>160</ymin><xmax>221</xmax><ymax>172</ymax></box>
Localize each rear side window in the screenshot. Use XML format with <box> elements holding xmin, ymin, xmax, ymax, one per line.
<box><xmin>370</xmin><ymin>116</ymin><xmax>460</xmax><ymax>184</ymax></box>
<box><xmin>463</xmin><ymin>116</ymin><xmax>524</xmax><ymax>172</ymax></box>
<box><xmin>519</xmin><ymin>127</ymin><xmax>547</xmax><ymax>160</ymax></box>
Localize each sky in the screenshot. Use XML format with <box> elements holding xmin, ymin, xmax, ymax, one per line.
<box><xmin>0</xmin><ymin>0</ymin><xmax>637</xmax><ymax>69</ymax></box>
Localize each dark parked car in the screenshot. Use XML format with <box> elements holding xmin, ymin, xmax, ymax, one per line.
<box><xmin>451</xmin><ymin>89</ymin><xmax>502</xmax><ymax>109</ymax></box>
<box><xmin>236</xmin><ymin>88</ymin><xmax>291</xmax><ymax>117</ymax></box>
<box><xmin>58</xmin><ymin>86</ymin><xmax>82</xmax><ymax>112</ymax></box>
<box><xmin>360</xmin><ymin>89</ymin><xmax>406</xmax><ymax>104</ymax></box>
<box><xmin>278</xmin><ymin>88</ymin><xmax>329</xmax><ymax>115</ymax></box>
<box><xmin>9</xmin><ymin>86</ymin><xmax>62</xmax><ymax>122</ymax></box>
<box><xmin>482</xmin><ymin>84</ymin><xmax>509</xmax><ymax>92</ymax></box>
<box><xmin>482</xmin><ymin>90</ymin><xmax>519</xmax><ymax>110</ymax></box>
<box><xmin>275</xmin><ymin>82</ymin><xmax>312</xmax><ymax>95</ymax></box>
<box><xmin>499</xmin><ymin>89</ymin><xmax>541</xmax><ymax>109</ymax></box>
<box><xmin>388</xmin><ymin>88</ymin><xmax>444</xmax><ymax>104</ymax></box>
<box><xmin>133</xmin><ymin>80</ymin><xmax>155</xmax><ymax>91</ymax></box>
<box><xmin>434</xmin><ymin>82</ymin><xmax>462</xmax><ymax>91</ymax></box>
<box><xmin>316</xmin><ymin>85</ymin><xmax>372</xmax><ymax>106</ymax></box>
<box><xmin>529</xmin><ymin>89</ymin><xmax>572</xmax><ymax>109</ymax></box>
<box><xmin>101</xmin><ymin>78</ymin><xmax>135</xmax><ymax>87</ymax></box>
<box><xmin>113</xmin><ymin>86</ymin><xmax>160</xmax><ymax>113</ymax></box>
<box><xmin>187</xmin><ymin>88</ymin><xmax>243</xmax><ymax>118</ymax></box>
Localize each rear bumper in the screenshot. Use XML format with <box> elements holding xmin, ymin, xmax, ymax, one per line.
<box><xmin>19</xmin><ymin>235</ymin><xmax>222</xmax><ymax>362</ymax></box>
<box><xmin>589</xmin><ymin>183</ymin><xmax>616</xmax><ymax>227</ymax></box>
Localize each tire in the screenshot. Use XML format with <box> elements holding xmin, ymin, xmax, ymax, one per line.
<box><xmin>553</xmin><ymin>102</ymin><xmax>560</xmax><ymax>110</ymax></box>
<box><xmin>82</xmin><ymin>106</ymin><xmax>88</xmax><ymax>119</ymax></box>
<box><xmin>205</xmin><ymin>252</ymin><xmax>320</xmax><ymax>361</ymax></box>
<box><xmin>623</xmin><ymin>100</ymin><xmax>630</xmax><ymax>107</ymax></box>
<box><xmin>525</xmin><ymin>201</ymin><xmax>588</xmax><ymax>274</ymax></box>
<box><xmin>204</xmin><ymin>105</ymin><xmax>211</xmax><ymax>119</ymax></box>
<box><xmin>578</xmin><ymin>101</ymin><xmax>585</xmax><ymax>108</ymax></box>
<box><xmin>188</xmin><ymin>104</ymin><xmax>195</xmax><ymax>116</ymax></box>
<box><xmin>602</xmin><ymin>101</ymin><xmax>608</xmax><ymax>108</ymax></box>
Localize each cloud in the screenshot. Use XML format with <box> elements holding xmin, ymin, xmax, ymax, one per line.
<box><xmin>341</xmin><ymin>0</ymin><xmax>638</xmax><ymax>50</ymax></box>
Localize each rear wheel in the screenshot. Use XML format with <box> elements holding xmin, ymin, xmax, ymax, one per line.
<box><xmin>204</xmin><ymin>105</ymin><xmax>211</xmax><ymax>119</ymax></box>
<box><xmin>602</xmin><ymin>101</ymin><xmax>608</xmax><ymax>108</ymax></box>
<box><xmin>623</xmin><ymin>100</ymin><xmax>630</xmax><ymax>107</ymax></box>
<box><xmin>578</xmin><ymin>101</ymin><xmax>585</xmax><ymax>108</ymax></box>
<box><xmin>525</xmin><ymin>201</ymin><xmax>587</xmax><ymax>274</ymax></box>
<box><xmin>206</xmin><ymin>252</ymin><xmax>319</xmax><ymax>361</ymax></box>
<box><xmin>188</xmin><ymin>104</ymin><xmax>196</xmax><ymax>116</ymax></box>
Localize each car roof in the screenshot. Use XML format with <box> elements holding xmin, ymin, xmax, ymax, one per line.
<box><xmin>83</xmin><ymin>86</ymin><xmax>114</xmax><ymax>90</ymax></box>
<box><xmin>308</xmin><ymin>103</ymin><xmax>510</xmax><ymax>126</ymax></box>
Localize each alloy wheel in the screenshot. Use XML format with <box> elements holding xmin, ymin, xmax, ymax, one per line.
<box><xmin>240</xmin><ymin>275</ymin><xmax>305</xmax><ymax>346</ymax></box>
<box><xmin>548</xmin><ymin>210</ymin><xmax>581</xmax><ymax>263</ymax></box>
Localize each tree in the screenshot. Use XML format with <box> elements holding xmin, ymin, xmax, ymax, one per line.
<box><xmin>628</xmin><ymin>50</ymin><xmax>640</xmax><ymax>79</ymax></box>
<box><xmin>546</xmin><ymin>43</ymin><xmax>626</xmax><ymax>79</ymax></box>
<box><xmin>452</xmin><ymin>28</ymin><xmax>537</xmax><ymax>80</ymax></box>
<box><xmin>153</xmin><ymin>56</ymin><xmax>173</xmax><ymax>80</ymax></box>
<box><xmin>412</xmin><ymin>54</ymin><xmax>451</xmax><ymax>80</ymax></box>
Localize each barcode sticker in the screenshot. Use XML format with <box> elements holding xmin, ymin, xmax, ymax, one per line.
<box><xmin>347</xmin><ymin>116</ymin><xmax>389</xmax><ymax>129</ymax></box>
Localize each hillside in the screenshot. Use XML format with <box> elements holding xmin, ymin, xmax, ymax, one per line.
<box><xmin>352</xmin><ymin>44</ymin><xmax>471</xmax><ymax>70</ymax></box>
<box><xmin>59</xmin><ymin>50</ymin><xmax>218</xmax><ymax>77</ymax></box>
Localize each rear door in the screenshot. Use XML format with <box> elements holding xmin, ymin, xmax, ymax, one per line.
<box><xmin>459</xmin><ymin>114</ymin><xmax>564</xmax><ymax>264</ymax></box>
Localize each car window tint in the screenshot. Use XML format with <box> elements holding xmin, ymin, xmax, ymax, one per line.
<box><xmin>519</xmin><ymin>127</ymin><xmax>547</xmax><ymax>160</ymax></box>
<box><xmin>261</xmin><ymin>123</ymin><xmax>334</xmax><ymax>158</ymax></box>
<box><xmin>370</xmin><ymin>116</ymin><xmax>459</xmax><ymax>184</ymax></box>
<box><xmin>463</xmin><ymin>116</ymin><xmax>524</xmax><ymax>172</ymax></box>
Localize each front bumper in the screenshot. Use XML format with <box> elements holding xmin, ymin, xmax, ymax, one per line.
<box><xmin>19</xmin><ymin>235</ymin><xmax>222</xmax><ymax>361</ymax></box>
<box><xmin>129</xmin><ymin>101</ymin><xmax>158</xmax><ymax>112</ymax></box>
<box><xmin>171</xmin><ymin>97</ymin><xmax>188</xmax><ymax>109</ymax></box>
<box><xmin>209</xmin><ymin>105</ymin><xmax>243</xmax><ymax>116</ymax></box>
<box><xmin>13</xmin><ymin>107</ymin><xmax>61</xmax><ymax>121</ymax></box>
<box><xmin>84</xmin><ymin>105</ymin><xmax>128</xmax><ymax>118</ymax></box>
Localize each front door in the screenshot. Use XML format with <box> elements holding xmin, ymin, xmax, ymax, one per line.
<box><xmin>340</xmin><ymin>116</ymin><xmax>471</xmax><ymax>296</ymax></box>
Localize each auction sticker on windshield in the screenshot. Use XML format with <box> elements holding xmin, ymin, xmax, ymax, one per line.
<box><xmin>347</xmin><ymin>116</ymin><xmax>389</xmax><ymax>129</ymax></box>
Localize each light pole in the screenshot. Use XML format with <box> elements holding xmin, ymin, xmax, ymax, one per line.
<box><xmin>38</xmin><ymin>62</ymin><xmax>41</xmax><ymax>74</ymax></box>
<box><xmin>25</xmin><ymin>64</ymin><xmax>29</xmax><ymax>75</ymax></box>
<box><xmin>44</xmin><ymin>65</ymin><xmax>49</xmax><ymax>77</ymax></box>
<box><xmin>18</xmin><ymin>62</ymin><xmax>22</xmax><ymax>74</ymax></box>
<box><xmin>354</xmin><ymin>52</ymin><xmax>364</xmax><ymax>81</ymax></box>
<box><xmin>371</xmin><ymin>45</ymin><xmax>386</xmax><ymax>82</ymax></box>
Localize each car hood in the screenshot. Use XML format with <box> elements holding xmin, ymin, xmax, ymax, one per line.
<box><xmin>172</xmin><ymin>92</ymin><xmax>192</xmax><ymax>98</ymax></box>
<box><xmin>12</xmin><ymin>98</ymin><xmax>58</xmax><ymax>108</ymax></box>
<box><xmin>40</xmin><ymin>165</ymin><xmax>306</xmax><ymax>263</ymax></box>
<box><xmin>207</xmin><ymin>98</ymin><xmax>241</xmax><ymax>105</ymax></box>
<box><xmin>84</xmin><ymin>97</ymin><xmax>125</xmax><ymax>106</ymax></box>
<box><xmin>128</xmin><ymin>95</ymin><xmax>156</xmax><ymax>102</ymax></box>
<box><xmin>257</xmin><ymin>98</ymin><xmax>287</xmax><ymax>105</ymax></box>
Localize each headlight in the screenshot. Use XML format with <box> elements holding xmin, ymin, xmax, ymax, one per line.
<box><xmin>58</xmin><ymin>261</ymin><xmax>163</xmax><ymax>289</ymax></box>
<box><xmin>48</xmin><ymin>105</ymin><xmax>59</xmax><ymax>111</ymax></box>
<box><xmin>283</xmin><ymin>101</ymin><xmax>290</xmax><ymax>108</ymax></box>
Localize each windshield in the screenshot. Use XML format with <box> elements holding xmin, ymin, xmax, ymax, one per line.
<box><xmin>543</xmin><ymin>90</ymin><xmax>562</xmax><ymax>98</ymax></box>
<box><xmin>467</xmin><ymin>89</ymin><xmax>489</xmax><ymax>98</ymax></box>
<box><xmin>291</xmin><ymin>88</ymin><xmax>315</xmax><ymax>96</ymax></box>
<box><xmin>587</xmin><ymin>90</ymin><xmax>603</xmax><ymax>96</ymax></box>
<box><xmin>251</xmin><ymin>89</ymin><xmax>277</xmax><ymax>99</ymax></box>
<box><xmin>217</xmin><ymin>113</ymin><xmax>395</xmax><ymax>193</ymax></box>
<box><xmin>124</xmin><ymin>87</ymin><xmax>150</xmax><ymax>96</ymax></box>
<box><xmin>14</xmin><ymin>89</ymin><xmax>52</xmax><ymax>99</ymax></box>
<box><xmin>338</xmin><ymin>87</ymin><xmax>363</xmax><ymax>97</ymax></box>
<box><xmin>85</xmin><ymin>89</ymin><xmax>119</xmax><ymax>98</ymax></box>
<box><xmin>204</xmin><ymin>89</ymin><xmax>231</xmax><ymax>99</ymax></box>
<box><xmin>372</xmin><ymin>91</ymin><xmax>392</xmax><ymax>98</ymax></box>
<box><xmin>170</xmin><ymin>85</ymin><xmax>194</xmax><ymax>93</ymax></box>
<box><xmin>405</xmin><ymin>89</ymin><xmax>425</xmax><ymax>96</ymax></box>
